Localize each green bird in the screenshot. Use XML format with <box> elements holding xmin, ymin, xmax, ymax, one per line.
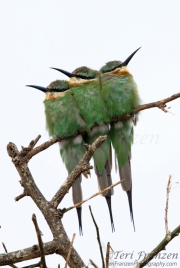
<box><xmin>99</xmin><ymin>48</ymin><xmax>141</xmax><ymax>230</ymax></box>
<box><xmin>51</xmin><ymin>66</ymin><xmax>115</xmax><ymax>231</ymax></box>
<box><xmin>26</xmin><ymin>80</ymin><xmax>86</xmax><ymax>235</ymax></box>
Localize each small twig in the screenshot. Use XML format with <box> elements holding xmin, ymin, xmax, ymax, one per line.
<box><xmin>109</xmin><ymin>245</ymin><xmax>114</xmax><ymax>253</ymax></box>
<box><xmin>28</xmin><ymin>135</ymin><xmax>41</xmax><ymax>150</ymax></box>
<box><xmin>27</xmin><ymin>136</ymin><xmax>59</xmax><ymax>160</ymax></box>
<box><xmin>65</xmin><ymin>181</ymin><xmax>123</xmax><ymax>213</ymax></box>
<box><xmin>105</xmin><ymin>242</ymin><xmax>110</xmax><ymax>268</ymax></box>
<box><xmin>32</xmin><ymin>214</ymin><xmax>47</xmax><ymax>268</ymax></box>
<box><xmin>89</xmin><ymin>259</ymin><xmax>98</xmax><ymax>268</ymax></box>
<box><xmin>58</xmin><ymin>264</ymin><xmax>60</xmax><ymax>268</ymax></box>
<box><xmin>2</xmin><ymin>242</ymin><xmax>8</xmax><ymax>254</ymax></box>
<box><xmin>134</xmin><ymin>225</ymin><xmax>180</xmax><ymax>268</ymax></box>
<box><xmin>89</xmin><ymin>206</ymin><xmax>105</xmax><ymax>268</ymax></box>
<box><xmin>19</xmin><ymin>135</ymin><xmax>41</xmax><ymax>158</ymax></box>
<box><xmin>165</xmin><ymin>175</ymin><xmax>172</xmax><ymax>240</ymax></box>
<box><xmin>119</xmin><ymin>92</ymin><xmax>180</xmax><ymax>120</ymax></box>
<box><xmin>15</xmin><ymin>191</ymin><xmax>28</xmax><ymax>201</ymax></box>
<box><xmin>64</xmin><ymin>234</ymin><xmax>76</xmax><ymax>268</ymax></box>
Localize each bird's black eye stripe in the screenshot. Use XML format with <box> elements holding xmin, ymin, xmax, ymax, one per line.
<box><xmin>52</xmin><ymin>88</ymin><xmax>69</xmax><ymax>92</ymax></box>
<box><xmin>74</xmin><ymin>74</ymin><xmax>93</xmax><ymax>80</ymax></box>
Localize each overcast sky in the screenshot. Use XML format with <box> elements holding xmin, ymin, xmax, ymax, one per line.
<box><xmin>0</xmin><ymin>1</ymin><xmax>180</xmax><ymax>267</ymax></box>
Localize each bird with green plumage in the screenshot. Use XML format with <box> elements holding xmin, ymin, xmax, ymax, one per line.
<box><xmin>100</xmin><ymin>47</ymin><xmax>141</xmax><ymax>230</ymax></box>
<box><xmin>51</xmin><ymin>66</ymin><xmax>115</xmax><ymax>232</ymax></box>
<box><xmin>26</xmin><ymin>80</ymin><xmax>86</xmax><ymax>235</ymax></box>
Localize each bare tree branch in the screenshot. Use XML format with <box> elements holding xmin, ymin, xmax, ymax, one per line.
<box><xmin>5</xmin><ymin>135</ymin><xmax>108</xmax><ymax>267</ymax></box>
<box><xmin>165</xmin><ymin>175</ymin><xmax>172</xmax><ymax>240</ymax></box>
<box><xmin>0</xmin><ymin>241</ymin><xmax>57</xmax><ymax>266</ymax></box>
<box><xmin>89</xmin><ymin>206</ymin><xmax>105</xmax><ymax>268</ymax></box>
<box><xmin>89</xmin><ymin>259</ymin><xmax>98</xmax><ymax>268</ymax></box>
<box><xmin>15</xmin><ymin>190</ymin><xmax>28</xmax><ymax>201</ymax></box>
<box><xmin>27</xmin><ymin>136</ymin><xmax>59</xmax><ymax>159</ymax></box>
<box><xmin>32</xmin><ymin>214</ymin><xmax>47</xmax><ymax>268</ymax></box>
<box><xmin>105</xmin><ymin>242</ymin><xmax>110</xmax><ymax>268</ymax></box>
<box><xmin>2</xmin><ymin>242</ymin><xmax>20</xmax><ymax>268</ymax></box>
<box><xmin>6</xmin><ymin>141</ymin><xmax>85</xmax><ymax>268</ymax></box>
<box><xmin>114</xmin><ymin>92</ymin><xmax>180</xmax><ymax>122</ymax></box>
<box><xmin>134</xmin><ymin>225</ymin><xmax>180</xmax><ymax>268</ymax></box>
<box><xmin>2</xmin><ymin>242</ymin><xmax>8</xmax><ymax>254</ymax></box>
<box><xmin>134</xmin><ymin>173</ymin><xmax>180</xmax><ymax>268</ymax></box>
<box><xmin>65</xmin><ymin>234</ymin><xmax>76</xmax><ymax>268</ymax></box>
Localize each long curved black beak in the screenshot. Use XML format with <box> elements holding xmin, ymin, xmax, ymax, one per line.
<box><xmin>50</xmin><ymin>67</ymin><xmax>75</xmax><ymax>78</ymax></box>
<box><xmin>26</xmin><ymin>85</ymin><xmax>50</xmax><ymax>93</ymax></box>
<box><xmin>119</xmin><ymin>47</ymin><xmax>141</xmax><ymax>67</ymax></box>
<box><xmin>50</xmin><ymin>67</ymin><xmax>91</xmax><ymax>80</ymax></box>
<box><xmin>26</xmin><ymin>85</ymin><xmax>67</xmax><ymax>93</ymax></box>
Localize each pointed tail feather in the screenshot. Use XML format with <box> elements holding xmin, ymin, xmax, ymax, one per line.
<box><xmin>72</xmin><ymin>176</ymin><xmax>83</xmax><ymax>235</ymax></box>
<box><xmin>76</xmin><ymin>207</ymin><xmax>83</xmax><ymax>235</ymax></box>
<box><xmin>111</xmin><ymin>120</ymin><xmax>135</xmax><ymax>230</ymax></box>
<box><xmin>105</xmin><ymin>196</ymin><xmax>115</xmax><ymax>232</ymax></box>
<box><xmin>95</xmin><ymin>159</ymin><xmax>114</xmax><ymax>197</ymax></box>
<box><xmin>60</xmin><ymin>136</ymin><xmax>85</xmax><ymax>235</ymax></box>
<box><xmin>95</xmin><ymin>159</ymin><xmax>115</xmax><ymax>231</ymax></box>
<box><xmin>105</xmin><ymin>159</ymin><xmax>115</xmax><ymax>232</ymax></box>
<box><xmin>119</xmin><ymin>157</ymin><xmax>135</xmax><ymax>231</ymax></box>
<box><xmin>126</xmin><ymin>189</ymin><xmax>135</xmax><ymax>231</ymax></box>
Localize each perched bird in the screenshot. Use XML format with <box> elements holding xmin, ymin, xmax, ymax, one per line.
<box><xmin>51</xmin><ymin>66</ymin><xmax>115</xmax><ymax>231</ymax></box>
<box><xmin>26</xmin><ymin>80</ymin><xmax>86</xmax><ymax>235</ymax></box>
<box><xmin>99</xmin><ymin>48</ymin><xmax>141</xmax><ymax>230</ymax></box>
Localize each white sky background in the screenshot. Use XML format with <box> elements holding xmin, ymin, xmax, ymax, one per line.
<box><xmin>0</xmin><ymin>1</ymin><xmax>180</xmax><ymax>267</ymax></box>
